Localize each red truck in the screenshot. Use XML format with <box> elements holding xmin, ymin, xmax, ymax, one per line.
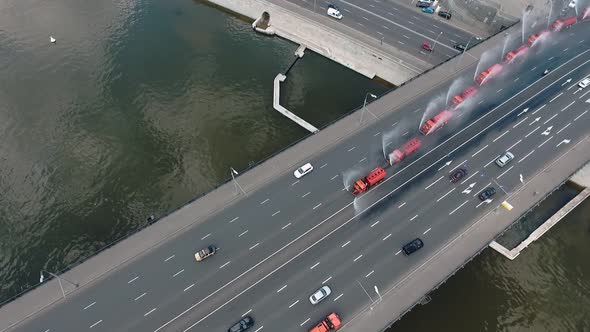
<box><xmin>527</xmin><ymin>29</ymin><xmax>551</xmax><ymax>46</ymax></box>
<box><xmin>503</xmin><ymin>44</ymin><xmax>529</xmax><ymax>63</ymax></box>
<box><xmin>419</xmin><ymin>110</ymin><xmax>453</xmax><ymax>135</ymax></box>
<box><xmin>551</xmin><ymin>16</ymin><xmax>577</xmax><ymax>31</ymax></box>
<box><xmin>451</xmin><ymin>86</ymin><xmax>478</xmax><ymax>106</ymax></box>
<box><xmin>309</xmin><ymin>313</ymin><xmax>342</xmax><ymax>332</ymax></box>
<box><xmin>389</xmin><ymin>138</ymin><xmax>422</xmax><ymax>165</ymax></box>
<box><xmin>352</xmin><ymin>167</ymin><xmax>386</xmax><ymax>195</ymax></box>
<box><xmin>476</xmin><ymin>63</ymin><xmax>503</xmax><ymax>86</ymax></box>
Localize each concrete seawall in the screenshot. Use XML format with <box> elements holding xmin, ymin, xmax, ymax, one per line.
<box><xmin>205</xmin><ymin>0</ymin><xmax>428</xmax><ymax>85</ymax></box>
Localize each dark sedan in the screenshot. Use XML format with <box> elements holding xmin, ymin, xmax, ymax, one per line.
<box><xmin>450</xmin><ymin>168</ymin><xmax>467</xmax><ymax>183</ymax></box>
<box><xmin>402</xmin><ymin>238</ymin><xmax>424</xmax><ymax>255</ymax></box>
<box><xmin>228</xmin><ymin>316</ymin><xmax>254</xmax><ymax>332</ymax></box>
<box><xmin>478</xmin><ymin>187</ymin><xmax>496</xmax><ymax>201</ymax></box>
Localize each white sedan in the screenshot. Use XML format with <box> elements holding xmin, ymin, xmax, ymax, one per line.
<box><xmin>309</xmin><ymin>285</ymin><xmax>332</xmax><ymax>304</ymax></box>
<box><xmin>294</xmin><ymin>163</ymin><xmax>314</xmax><ymax>178</ymax></box>
<box><xmin>578</xmin><ymin>77</ymin><xmax>590</xmax><ymax>88</ymax></box>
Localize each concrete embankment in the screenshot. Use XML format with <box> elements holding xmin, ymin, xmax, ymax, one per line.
<box><xmin>204</xmin><ymin>0</ymin><xmax>427</xmax><ymax>85</ymax></box>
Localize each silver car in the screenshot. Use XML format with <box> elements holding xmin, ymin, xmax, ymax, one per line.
<box><xmin>309</xmin><ymin>285</ymin><xmax>331</xmax><ymax>305</ymax></box>
<box><xmin>495</xmin><ymin>151</ymin><xmax>514</xmax><ymax>167</ymax></box>
<box><xmin>294</xmin><ymin>163</ymin><xmax>314</xmax><ymax>178</ymax></box>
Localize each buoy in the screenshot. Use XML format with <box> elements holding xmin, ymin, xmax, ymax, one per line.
<box><xmin>50</xmin><ymin>36</ymin><xmax>56</xmax><ymax>43</ymax></box>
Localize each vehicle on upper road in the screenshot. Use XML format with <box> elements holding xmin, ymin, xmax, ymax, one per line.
<box><xmin>422</xmin><ymin>7</ymin><xmax>435</xmax><ymax>14</ymax></box>
<box><xmin>450</xmin><ymin>168</ymin><xmax>467</xmax><ymax>183</ymax></box>
<box><xmin>503</xmin><ymin>44</ymin><xmax>529</xmax><ymax>63</ymax></box>
<box><xmin>389</xmin><ymin>138</ymin><xmax>422</xmax><ymax>164</ymax></box>
<box><xmin>422</xmin><ymin>41</ymin><xmax>433</xmax><ymax>52</ymax></box>
<box><xmin>352</xmin><ymin>167</ymin><xmax>386</xmax><ymax>195</ymax></box>
<box><xmin>476</xmin><ymin>63</ymin><xmax>503</xmax><ymax>85</ymax></box>
<box><xmin>543</xmin><ymin>69</ymin><xmax>550</xmax><ymax>76</ymax></box>
<box><xmin>309</xmin><ymin>285</ymin><xmax>332</xmax><ymax>304</ymax></box>
<box><xmin>294</xmin><ymin>162</ymin><xmax>314</xmax><ymax>178</ymax></box>
<box><xmin>478</xmin><ymin>187</ymin><xmax>496</xmax><ymax>201</ymax></box>
<box><xmin>327</xmin><ymin>5</ymin><xmax>343</xmax><ymax>19</ymax></box>
<box><xmin>416</xmin><ymin>1</ymin><xmax>432</xmax><ymax>7</ymax></box>
<box><xmin>309</xmin><ymin>312</ymin><xmax>342</xmax><ymax>332</ymax></box>
<box><xmin>495</xmin><ymin>151</ymin><xmax>514</xmax><ymax>167</ymax></box>
<box><xmin>453</xmin><ymin>43</ymin><xmax>467</xmax><ymax>52</ymax></box>
<box><xmin>402</xmin><ymin>238</ymin><xmax>424</xmax><ymax>255</ymax></box>
<box><xmin>195</xmin><ymin>245</ymin><xmax>217</xmax><ymax>262</ymax></box>
<box><xmin>419</xmin><ymin>110</ymin><xmax>453</xmax><ymax>135</ymax></box>
<box><xmin>527</xmin><ymin>29</ymin><xmax>551</xmax><ymax>46</ymax></box>
<box><xmin>451</xmin><ymin>86</ymin><xmax>478</xmax><ymax>106</ymax></box>
<box><xmin>568</xmin><ymin>0</ymin><xmax>576</xmax><ymax>8</ymax></box>
<box><xmin>578</xmin><ymin>77</ymin><xmax>590</xmax><ymax>88</ymax></box>
<box><xmin>228</xmin><ymin>316</ymin><xmax>254</xmax><ymax>332</ymax></box>
<box><xmin>551</xmin><ymin>16</ymin><xmax>577</xmax><ymax>31</ymax></box>
<box><xmin>438</xmin><ymin>11</ymin><xmax>452</xmax><ymax>19</ymax></box>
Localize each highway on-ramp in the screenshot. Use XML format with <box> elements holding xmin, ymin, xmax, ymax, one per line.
<box><xmin>8</xmin><ymin>22</ymin><xmax>590</xmax><ymax>332</ymax></box>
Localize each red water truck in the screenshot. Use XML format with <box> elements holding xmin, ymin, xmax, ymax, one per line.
<box><xmin>527</xmin><ymin>29</ymin><xmax>551</xmax><ymax>46</ymax></box>
<box><xmin>389</xmin><ymin>138</ymin><xmax>422</xmax><ymax>165</ymax></box>
<box><xmin>309</xmin><ymin>313</ymin><xmax>342</xmax><ymax>332</ymax></box>
<box><xmin>503</xmin><ymin>44</ymin><xmax>529</xmax><ymax>63</ymax></box>
<box><xmin>476</xmin><ymin>63</ymin><xmax>503</xmax><ymax>86</ymax></box>
<box><xmin>451</xmin><ymin>86</ymin><xmax>478</xmax><ymax>106</ymax></box>
<box><xmin>419</xmin><ymin>110</ymin><xmax>453</xmax><ymax>135</ymax></box>
<box><xmin>352</xmin><ymin>167</ymin><xmax>386</xmax><ymax>195</ymax></box>
<box><xmin>551</xmin><ymin>16</ymin><xmax>577</xmax><ymax>31</ymax></box>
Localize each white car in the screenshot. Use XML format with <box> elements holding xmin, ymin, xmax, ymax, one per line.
<box><xmin>309</xmin><ymin>285</ymin><xmax>331</xmax><ymax>304</ymax></box>
<box><xmin>568</xmin><ymin>0</ymin><xmax>576</xmax><ymax>8</ymax></box>
<box><xmin>327</xmin><ymin>6</ymin><xmax>343</xmax><ymax>20</ymax></box>
<box><xmin>294</xmin><ymin>163</ymin><xmax>314</xmax><ymax>178</ymax></box>
<box><xmin>578</xmin><ymin>77</ymin><xmax>590</xmax><ymax>88</ymax></box>
<box><xmin>495</xmin><ymin>151</ymin><xmax>515</xmax><ymax>168</ymax></box>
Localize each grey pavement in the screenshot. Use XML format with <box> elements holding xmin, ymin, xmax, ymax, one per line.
<box><xmin>2</xmin><ymin>21</ymin><xmax>590</xmax><ymax>332</ymax></box>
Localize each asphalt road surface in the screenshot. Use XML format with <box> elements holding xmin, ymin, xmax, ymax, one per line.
<box><xmin>273</xmin><ymin>0</ymin><xmax>477</xmax><ymax>64</ymax></box>
<box><xmin>9</xmin><ymin>22</ymin><xmax>590</xmax><ymax>332</ymax></box>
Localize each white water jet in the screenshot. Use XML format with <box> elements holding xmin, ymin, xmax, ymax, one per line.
<box><xmin>446</xmin><ymin>78</ymin><xmax>465</xmax><ymax>105</ymax></box>
<box><xmin>521</xmin><ymin>6</ymin><xmax>534</xmax><ymax>43</ymax></box>
<box><xmin>419</xmin><ymin>96</ymin><xmax>445</xmax><ymax>132</ymax></box>
<box><xmin>501</xmin><ymin>34</ymin><xmax>512</xmax><ymax>61</ymax></box>
<box><xmin>342</xmin><ymin>167</ymin><xmax>365</xmax><ymax>192</ymax></box>
<box><xmin>381</xmin><ymin>129</ymin><xmax>399</xmax><ymax>160</ymax></box>
<box><xmin>474</xmin><ymin>49</ymin><xmax>493</xmax><ymax>81</ymax></box>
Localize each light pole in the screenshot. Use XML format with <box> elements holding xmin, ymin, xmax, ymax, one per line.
<box><xmin>314</xmin><ymin>0</ymin><xmax>317</xmax><ymax>12</ymax></box>
<box><xmin>455</xmin><ymin>35</ymin><xmax>472</xmax><ymax>71</ymax></box>
<box><xmin>374</xmin><ymin>285</ymin><xmax>382</xmax><ymax>304</ymax></box>
<box><xmin>428</xmin><ymin>31</ymin><xmax>443</xmax><ymax>59</ymax></box>
<box><xmin>40</xmin><ymin>270</ymin><xmax>78</xmax><ymax>299</ymax></box>
<box><xmin>360</xmin><ymin>92</ymin><xmax>378</xmax><ymax>125</ymax></box>
<box><xmin>493</xmin><ymin>178</ymin><xmax>509</xmax><ymax>195</ymax></box>
<box><xmin>230</xmin><ymin>167</ymin><xmax>246</xmax><ymax>195</ymax></box>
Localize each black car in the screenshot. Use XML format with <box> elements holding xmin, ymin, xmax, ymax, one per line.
<box><xmin>453</xmin><ymin>43</ymin><xmax>467</xmax><ymax>51</ymax></box>
<box><xmin>328</xmin><ymin>4</ymin><xmax>339</xmax><ymax>10</ymax></box>
<box><xmin>438</xmin><ymin>11</ymin><xmax>452</xmax><ymax>19</ymax></box>
<box><xmin>478</xmin><ymin>187</ymin><xmax>496</xmax><ymax>201</ymax></box>
<box><xmin>416</xmin><ymin>1</ymin><xmax>432</xmax><ymax>7</ymax></box>
<box><xmin>450</xmin><ymin>168</ymin><xmax>467</xmax><ymax>183</ymax></box>
<box><xmin>228</xmin><ymin>316</ymin><xmax>254</xmax><ymax>332</ymax></box>
<box><xmin>402</xmin><ymin>238</ymin><xmax>424</xmax><ymax>255</ymax></box>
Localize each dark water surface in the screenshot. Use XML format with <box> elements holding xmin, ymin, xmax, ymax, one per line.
<box><xmin>0</xmin><ymin>0</ymin><xmax>385</xmax><ymax>302</ymax></box>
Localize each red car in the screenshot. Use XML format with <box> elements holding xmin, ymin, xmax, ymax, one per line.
<box><xmin>421</xmin><ymin>41</ymin><xmax>433</xmax><ymax>52</ymax></box>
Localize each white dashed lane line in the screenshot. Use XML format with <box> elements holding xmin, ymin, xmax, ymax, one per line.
<box><xmin>333</xmin><ymin>293</ymin><xmax>344</xmax><ymax>301</ymax></box>
<box><xmin>173</xmin><ymin>269</ymin><xmax>184</xmax><ymax>278</ymax></box>
<box><xmin>282</xmin><ymin>223</ymin><xmax>291</xmax><ymax>230</ymax></box>
<box><xmin>449</xmin><ymin>200</ymin><xmax>469</xmax><ymax>215</ymax></box>
<box><xmin>201</xmin><ymin>233</ymin><xmax>211</xmax><ymax>240</ymax></box>
<box><xmin>271</xmin><ymin>210</ymin><xmax>281</xmax><ymax>217</ymax></box>
<box><xmin>164</xmin><ymin>255</ymin><xmax>175</xmax><ymax>262</ymax></box>
<box><xmin>398</xmin><ymin>202</ymin><xmax>406</xmax><ymax>208</ymax></box>
<box><xmin>134</xmin><ymin>292</ymin><xmax>147</xmax><ymax>301</ymax></box>
<box><xmin>383</xmin><ymin>233</ymin><xmax>392</xmax><ymax>241</ymax></box>
<box><xmin>277</xmin><ymin>285</ymin><xmax>288</xmax><ymax>293</ymax></box>
<box><xmin>128</xmin><ymin>276</ymin><xmax>139</xmax><ymax>284</ymax></box>
<box><xmin>184</xmin><ymin>284</ymin><xmax>195</xmax><ymax>292</ymax></box>
<box><xmin>289</xmin><ymin>300</ymin><xmax>299</xmax><ymax>308</ymax></box>
<box><xmin>89</xmin><ymin>320</ymin><xmax>102</xmax><ymax>329</ymax></box>
<box><xmin>410</xmin><ymin>215</ymin><xmax>418</xmax><ymax>221</ymax></box>
<box><xmin>342</xmin><ymin>240</ymin><xmax>351</xmax><ymax>248</ymax></box>
<box><xmin>310</xmin><ymin>262</ymin><xmax>320</xmax><ymax>270</ymax></box>
<box><xmin>322</xmin><ymin>276</ymin><xmax>333</xmax><ymax>284</ymax></box>
<box><xmin>144</xmin><ymin>308</ymin><xmax>157</xmax><ymax>317</ymax></box>
<box><xmin>365</xmin><ymin>270</ymin><xmax>375</xmax><ymax>278</ymax></box>
<box><xmin>219</xmin><ymin>261</ymin><xmax>231</xmax><ymax>269</ymax></box>
<box><xmin>260</xmin><ymin>198</ymin><xmax>269</xmax><ymax>205</ymax></box>
<box><xmin>242</xmin><ymin>309</ymin><xmax>252</xmax><ymax>317</ymax></box>
<box><xmin>330</xmin><ymin>174</ymin><xmax>339</xmax><ymax>180</ymax></box>
<box><xmin>249</xmin><ymin>243</ymin><xmax>260</xmax><ymax>251</ymax></box>
<box><xmin>238</xmin><ymin>230</ymin><xmax>249</xmax><ymax>237</ymax></box>
<box><xmin>370</xmin><ymin>220</ymin><xmax>380</xmax><ymax>227</ymax></box>
<box><xmin>320</xmin><ymin>163</ymin><xmax>328</xmax><ymax>168</ymax></box>
<box><xmin>300</xmin><ymin>318</ymin><xmax>311</xmax><ymax>327</ymax></box>
<box><xmin>353</xmin><ymin>254</ymin><xmax>363</xmax><ymax>262</ymax></box>
<box><xmin>83</xmin><ymin>302</ymin><xmax>96</xmax><ymax>310</ymax></box>
<box><xmin>313</xmin><ymin>203</ymin><xmax>322</xmax><ymax>210</ymax></box>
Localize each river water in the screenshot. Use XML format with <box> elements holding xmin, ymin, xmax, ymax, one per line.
<box><xmin>1</xmin><ymin>0</ymin><xmax>589</xmax><ymax>330</ymax></box>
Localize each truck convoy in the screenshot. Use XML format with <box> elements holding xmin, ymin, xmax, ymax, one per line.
<box><xmin>389</xmin><ymin>138</ymin><xmax>422</xmax><ymax>165</ymax></box>
<box><xmin>450</xmin><ymin>86</ymin><xmax>478</xmax><ymax>106</ymax></box>
<box><xmin>309</xmin><ymin>313</ymin><xmax>342</xmax><ymax>332</ymax></box>
<box><xmin>551</xmin><ymin>16</ymin><xmax>577</xmax><ymax>31</ymax></box>
<box><xmin>352</xmin><ymin>167</ymin><xmax>386</xmax><ymax>195</ymax></box>
<box><xmin>419</xmin><ymin>110</ymin><xmax>453</xmax><ymax>135</ymax></box>
<box><xmin>503</xmin><ymin>44</ymin><xmax>529</xmax><ymax>63</ymax></box>
<box><xmin>476</xmin><ymin>63</ymin><xmax>503</xmax><ymax>86</ymax></box>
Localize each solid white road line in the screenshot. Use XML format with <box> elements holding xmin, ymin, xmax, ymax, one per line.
<box><xmin>322</xmin><ymin>276</ymin><xmax>333</xmax><ymax>284</ymax></box>
<box><xmin>144</xmin><ymin>308</ymin><xmax>157</xmax><ymax>317</ymax></box>
<box><xmin>164</xmin><ymin>255</ymin><xmax>175</xmax><ymax>262</ymax></box>
<box><xmin>425</xmin><ymin>176</ymin><xmax>444</xmax><ymax>190</ymax></box>
<box><xmin>83</xmin><ymin>302</ymin><xmax>96</xmax><ymax>310</ymax></box>
<box><xmin>134</xmin><ymin>292</ymin><xmax>146</xmax><ymax>301</ymax></box>
<box><xmin>89</xmin><ymin>320</ymin><xmax>102</xmax><ymax>329</ymax></box>
<box><xmin>184</xmin><ymin>284</ymin><xmax>195</xmax><ymax>292</ymax></box>
<box><xmin>497</xmin><ymin>165</ymin><xmax>514</xmax><ymax>179</ymax></box>
<box><xmin>449</xmin><ymin>200</ymin><xmax>469</xmax><ymax>215</ymax></box>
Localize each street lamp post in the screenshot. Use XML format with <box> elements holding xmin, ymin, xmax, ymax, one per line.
<box><xmin>493</xmin><ymin>179</ymin><xmax>509</xmax><ymax>195</ymax></box>
<box><xmin>360</xmin><ymin>92</ymin><xmax>378</xmax><ymax>125</ymax></box>
<box><xmin>230</xmin><ymin>167</ymin><xmax>246</xmax><ymax>195</ymax></box>
<box><xmin>314</xmin><ymin>0</ymin><xmax>317</xmax><ymax>12</ymax></box>
<box><xmin>40</xmin><ymin>270</ymin><xmax>78</xmax><ymax>299</ymax></box>
<box><xmin>428</xmin><ymin>31</ymin><xmax>443</xmax><ymax>59</ymax></box>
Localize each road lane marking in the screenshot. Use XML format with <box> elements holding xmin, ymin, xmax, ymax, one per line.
<box><xmin>238</xmin><ymin>230</ymin><xmax>249</xmax><ymax>237</ymax></box>
<box><xmin>403</xmin><ymin>34</ymin><xmax>410</xmax><ymax>39</ymax></box>
<box><xmin>254</xmin><ymin>327</ymin><xmax>263</xmax><ymax>332</ymax></box>
<box><xmin>493</xmin><ymin>130</ymin><xmax>509</xmax><ymax>142</ymax></box>
<box><xmin>410</xmin><ymin>215</ymin><xmax>418</xmax><ymax>221</ymax></box>
<box><xmin>249</xmin><ymin>243</ymin><xmax>260</xmax><ymax>251</ymax></box>
<box><xmin>436</xmin><ymin>188</ymin><xmax>456</xmax><ymax>202</ymax></box>
<box><xmin>538</xmin><ymin>136</ymin><xmax>553</xmax><ymax>148</ymax></box>
<box><xmin>363</xmin><ymin>16</ymin><xmax>369</xmax><ymax>20</ymax></box>
<box><xmin>395</xmin><ymin>250</ymin><xmax>402</xmax><ymax>255</ymax></box>
<box><xmin>365</xmin><ymin>270</ymin><xmax>375</xmax><ymax>278</ymax></box>
<box><xmin>289</xmin><ymin>300</ymin><xmax>299</xmax><ymax>308</ymax></box>
<box><xmin>173</xmin><ymin>269</ymin><xmax>185</xmax><ymax>278</ymax></box>
<box><xmin>518</xmin><ymin>150</ymin><xmax>535</xmax><ymax>163</ymax></box>
<box><xmin>229</xmin><ymin>217</ymin><xmax>239</xmax><ymax>224</ymax></box>
<box><xmin>549</xmin><ymin>92</ymin><xmax>563</xmax><ymax>103</ymax></box>
<box><xmin>497</xmin><ymin>88</ymin><xmax>503</xmax><ymax>93</ymax></box>
<box><xmin>478</xmin><ymin>100</ymin><xmax>485</xmax><ymax>105</ymax></box>
<box><xmin>525</xmin><ymin>126</ymin><xmax>540</xmax><ymax>138</ymax></box>
<box><xmin>330</xmin><ymin>174</ymin><xmax>339</xmax><ymax>180</ymax></box>
<box><xmin>574</xmin><ymin>110</ymin><xmax>588</xmax><ymax>121</ymax></box>
<box><xmin>474</xmin><ymin>182</ymin><xmax>492</xmax><ymax>197</ymax></box>
<box><xmin>398</xmin><ymin>202</ymin><xmax>406</xmax><ymax>208</ymax></box>
<box><xmin>408</xmin><ymin>21</ymin><xmax>415</xmax><ymax>25</ymax></box>
<box><xmin>376</xmin><ymin>31</ymin><xmax>383</xmax><ymax>35</ymax></box>
<box><xmin>531</xmin><ymin>104</ymin><xmax>546</xmax><ymax>115</ymax></box>
<box><xmin>271</xmin><ymin>210</ymin><xmax>280</xmax><ymax>216</ymax></box>
<box><xmin>398</xmin><ymin>41</ymin><xmax>405</xmax><ymax>45</ymax></box>
<box><xmin>166</xmin><ymin>54</ymin><xmax>590</xmax><ymax>332</ymax></box>
<box><xmin>423</xmin><ymin>228</ymin><xmax>431</xmax><ymax>235</ymax></box>
<box><xmin>353</xmin><ymin>254</ymin><xmax>363</xmax><ymax>262</ymax></box>
<box><xmin>89</xmin><ymin>320</ymin><xmax>102</xmax><ymax>329</ymax></box>
<box><xmin>282</xmin><ymin>222</ymin><xmax>291</xmax><ymax>230</ymax></box>
<box><xmin>497</xmin><ymin>165</ymin><xmax>514</xmax><ymax>179</ymax></box>
<box><xmin>277</xmin><ymin>285</ymin><xmax>287</xmax><ymax>293</ymax></box>
<box><xmin>260</xmin><ymin>198</ymin><xmax>269</xmax><ymax>205</ymax></box>
<box><xmin>320</xmin><ymin>163</ymin><xmax>328</xmax><ymax>168</ymax></box>
<box><xmin>507</xmin><ymin>139</ymin><xmax>522</xmax><ymax>151</ymax></box>
<box><xmin>310</xmin><ymin>262</ymin><xmax>320</xmax><ymax>270</ymax></box>
<box><xmin>322</xmin><ymin>276</ymin><xmax>333</xmax><ymax>284</ymax></box>
<box><xmin>449</xmin><ymin>200</ymin><xmax>469</xmax><ymax>215</ymax></box>
<box><xmin>370</xmin><ymin>220</ymin><xmax>380</xmax><ymax>227</ymax></box>
<box><xmin>201</xmin><ymin>233</ymin><xmax>212</xmax><ymax>241</ymax></box>
<box><xmin>359</xmin><ymin>157</ymin><xmax>367</xmax><ymax>163</ymax></box>
<box><xmin>513</xmin><ymin>116</ymin><xmax>528</xmax><ymax>128</ymax></box>
<box><xmin>383</xmin><ymin>233</ymin><xmax>392</xmax><ymax>241</ymax></box>
<box><xmin>164</xmin><ymin>255</ymin><xmax>175</xmax><ymax>262</ymax></box>
<box><xmin>219</xmin><ymin>261</ymin><xmax>230</xmax><ymax>269</ymax></box>
<box><xmin>300</xmin><ymin>318</ymin><xmax>310</xmax><ymax>327</ymax></box>
<box><xmin>373</xmin><ymin>132</ymin><xmax>382</xmax><ymax>137</ymax></box>
<box><xmin>391</xmin><ymin>121</ymin><xmax>398</xmax><ymax>127</ymax></box>
<box><xmin>402</xmin><ymin>131</ymin><xmax>409</xmax><ymax>136</ymax></box>
<box><xmin>514</xmin><ymin>77</ymin><xmax>520</xmax><ymax>82</ymax></box>
<box><xmin>425</xmin><ymin>176</ymin><xmax>444</xmax><ymax>190</ymax></box>
<box><xmin>471</xmin><ymin>144</ymin><xmax>488</xmax><ymax>157</ymax></box>
<box><xmin>342</xmin><ymin>241</ymin><xmax>351</xmax><ymax>248</ymax></box>
<box><xmin>291</xmin><ymin>180</ymin><xmax>300</xmax><ymax>186</ymax></box>
<box><xmin>560</xmin><ymin>101</ymin><xmax>575</xmax><ymax>112</ymax></box>
<box><xmin>134</xmin><ymin>292</ymin><xmax>147</xmax><ymax>301</ymax></box>
<box><xmin>485</xmin><ymin>155</ymin><xmax>501</xmax><ymax>167</ymax></box>
<box><xmin>543</xmin><ymin>113</ymin><xmax>558</xmax><ymax>124</ymax></box>
<box><xmin>460</xmin><ymin>170</ymin><xmax>479</xmax><ymax>184</ymax></box>
<box><xmin>556</xmin><ymin>123</ymin><xmax>571</xmax><ymax>134</ymax></box>
<box><xmin>333</xmin><ymin>293</ymin><xmax>344</xmax><ymax>301</ymax></box>
<box><xmin>242</xmin><ymin>309</ymin><xmax>252</xmax><ymax>317</ymax></box>
<box><xmin>83</xmin><ymin>302</ymin><xmax>96</xmax><ymax>310</ymax></box>
<box><xmin>184</xmin><ymin>284</ymin><xmax>195</xmax><ymax>292</ymax></box>
<box><xmin>144</xmin><ymin>308</ymin><xmax>157</xmax><ymax>317</ymax></box>
<box><xmin>383</xmin><ymin>26</ymin><xmax>391</xmax><ymax>30</ymax></box>
<box><xmin>347</xmin><ymin>146</ymin><xmax>356</xmax><ymax>152</ymax></box>
<box><xmin>313</xmin><ymin>203</ymin><xmax>322</xmax><ymax>210</ymax></box>
<box><xmin>128</xmin><ymin>276</ymin><xmax>139</xmax><ymax>284</ymax></box>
